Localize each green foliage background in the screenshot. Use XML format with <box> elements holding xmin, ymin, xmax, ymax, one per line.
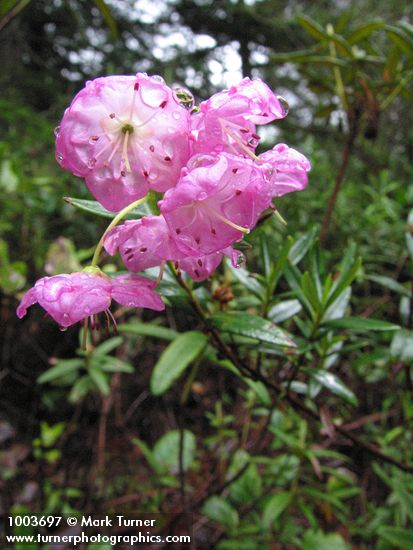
<box><xmin>1</xmin><ymin>1</ymin><xmax>413</xmax><ymax>549</ymax></box>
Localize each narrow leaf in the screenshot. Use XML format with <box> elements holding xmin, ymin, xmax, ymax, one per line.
<box><xmin>207</xmin><ymin>312</ymin><xmax>296</xmax><ymax>347</ymax></box>
<box><xmin>118</xmin><ymin>322</ymin><xmax>178</xmax><ymax>341</ymax></box>
<box><xmin>150</xmin><ymin>331</ymin><xmax>208</xmax><ymax>395</ymax></box>
<box><xmin>262</xmin><ymin>492</ymin><xmax>292</xmax><ymax>529</ymax></box>
<box><xmin>323</xmin><ymin>317</ymin><xmax>400</xmax><ymax>332</ymax></box>
<box><xmin>38</xmin><ymin>359</ymin><xmax>83</xmax><ymax>383</ymax></box>
<box><xmin>64</xmin><ymin>197</ymin><xmax>149</xmax><ymax>219</ymax></box>
<box><xmin>304</xmin><ymin>369</ymin><xmax>358</xmax><ymax>406</ymax></box>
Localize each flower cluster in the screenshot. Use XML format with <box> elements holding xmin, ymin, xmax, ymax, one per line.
<box><xmin>17</xmin><ymin>73</ymin><xmax>310</xmax><ymax>330</ymax></box>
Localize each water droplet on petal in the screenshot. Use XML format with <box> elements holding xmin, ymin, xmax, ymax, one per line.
<box><xmin>87</xmin><ymin>157</ymin><xmax>96</xmax><ymax>169</ymax></box>
<box><xmin>277</xmin><ymin>95</ymin><xmax>289</xmax><ymax>116</ymax></box>
<box><xmin>151</xmin><ymin>74</ymin><xmax>164</xmax><ymax>83</ymax></box>
<box><xmin>173</xmin><ymin>88</ymin><xmax>195</xmax><ymax>110</ymax></box>
<box><xmin>56</xmin><ymin>152</ymin><xmax>64</xmax><ymax>163</ymax></box>
<box><xmin>89</xmin><ymin>135</ymin><xmax>100</xmax><ymax>144</ymax></box>
<box><xmin>172</xmin><ymin>111</ymin><xmax>181</xmax><ymax>120</ymax></box>
<box><xmin>54</xmin><ymin>126</ymin><xmax>60</xmax><ymax>137</ymax></box>
<box><xmin>59</xmin><ymin>326</ymin><xmax>68</xmax><ymax>332</ymax></box>
<box><xmin>148</xmin><ymin>170</ymin><xmax>158</xmax><ymax>181</ymax></box>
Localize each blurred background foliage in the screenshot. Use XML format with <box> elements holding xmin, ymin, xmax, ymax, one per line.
<box><xmin>1</xmin><ymin>1</ymin><xmax>413</xmax><ymax>548</ymax></box>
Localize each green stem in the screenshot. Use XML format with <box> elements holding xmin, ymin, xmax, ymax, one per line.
<box><xmin>91</xmin><ymin>197</ymin><xmax>147</xmax><ymax>267</ymax></box>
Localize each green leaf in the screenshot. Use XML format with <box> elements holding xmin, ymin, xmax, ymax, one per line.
<box><xmin>268</xmin><ymin>299</ymin><xmax>302</xmax><ymax>323</ymax></box>
<box><xmin>88</xmin><ymin>367</ymin><xmax>110</xmax><ymax>395</ymax></box>
<box><xmin>93</xmin><ymin>0</ymin><xmax>118</xmax><ymax>40</ymax></box>
<box><xmin>202</xmin><ymin>496</ymin><xmax>239</xmax><ymax>531</ymax></box>
<box><xmin>118</xmin><ymin>321</ymin><xmax>178</xmax><ymax>341</ymax></box>
<box><xmin>386</xmin><ymin>24</ymin><xmax>413</xmax><ymax>56</ymax></box>
<box><xmin>207</xmin><ymin>312</ymin><xmax>296</xmax><ymax>348</ymax></box>
<box><xmin>304</xmin><ymin>369</ymin><xmax>358</xmax><ymax>406</ymax></box>
<box><xmin>378</xmin><ymin>527</ymin><xmax>413</xmax><ymax>549</ymax></box>
<box><xmin>297</xmin><ymin>14</ymin><xmax>329</xmax><ymax>42</ymax></box>
<box><xmin>99</xmin><ymin>359</ymin><xmax>134</xmax><ymax>373</ymax></box>
<box><xmin>302</xmin><ymin>529</ymin><xmax>349</xmax><ymax>550</ymax></box>
<box><xmin>64</xmin><ymin>197</ymin><xmax>150</xmax><ymax>219</ymax></box>
<box><xmin>301</xmin><ymin>271</ymin><xmax>321</xmax><ymax>312</ymax></box>
<box><xmin>37</xmin><ymin>359</ymin><xmax>83</xmax><ymax>383</ymax></box>
<box><xmin>227</xmin><ymin>265</ymin><xmax>265</xmax><ymax>299</ymax></box>
<box><xmin>93</xmin><ymin>336</ymin><xmax>123</xmax><ymax>356</ymax></box>
<box><xmin>325</xmin><ymin>253</ymin><xmax>361</xmax><ymax>309</ymax></box>
<box><xmin>152</xmin><ymin>430</ymin><xmax>196</xmax><ymax>473</ymax></box>
<box><xmin>391</xmin><ymin>330</ymin><xmax>413</xmax><ymax>361</ymax></box>
<box><xmin>368</xmin><ymin>275</ymin><xmax>410</xmax><ymax>297</ymax></box>
<box><xmin>323</xmin><ymin>317</ymin><xmax>400</xmax><ymax>332</ymax></box>
<box><xmin>150</xmin><ymin>331</ymin><xmax>208</xmax><ymax>395</ymax></box>
<box><xmin>229</xmin><ymin>462</ymin><xmax>262</xmax><ymax>504</ymax></box>
<box><xmin>271</xmin><ymin>51</ymin><xmax>349</xmax><ymax>67</ymax></box>
<box><xmin>262</xmin><ymin>492</ymin><xmax>292</xmax><ymax>529</ymax></box>
<box><xmin>346</xmin><ymin>21</ymin><xmax>385</xmax><ymax>44</ymax></box>
<box><xmin>323</xmin><ymin>287</ymin><xmax>351</xmax><ymax>321</ymax></box>
<box><xmin>289</xmin><ymin>227</ymin><xmax>318</xmax><ymax>266</ymax></box>
<box><xmin>244</xmin><ymin>379</ymin><xmax>271</xmax><ymax>407</ymax></box>
<box><xmin>267</xmin><ymin>236</ymin><xmax>293</xmax><ymax>294</ymax></box>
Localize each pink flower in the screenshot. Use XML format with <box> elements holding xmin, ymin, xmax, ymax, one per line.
<box><xmin>179</xmin><ymin>247</ymin><xmax>245</xmax><ymax>281</ymax></box>
<box><xmin>103</xmin><ymin>215</ymin><xmax>184</xmax><ymax>272</ymax></box>
<box><xmin>159</xmin><ymin>153</ymin><xmax>272</xmax><ymax>256</ymax></box>
<box><xmin>55</xmin><ymin>74</ymin><xmax>191</xmax><ymax>211</ymax></box>
<box><xmin>16</xmin><ymin>271</ymin><xmax>164</xmax><ymax>328</ymax></box>
<box><xmin>191</xmin><ymin>77</ymin><xmax>288</xmax><ymax>157</ymax></box>
<box><xmin>258</xmin><ymin>144</ymin><xmax>311</xmax><ymax>196</ymax></box>
<box><xmin>104</xmin><ymin>215</ymin><xmax>246</xmax><ymax>281</ymax></box>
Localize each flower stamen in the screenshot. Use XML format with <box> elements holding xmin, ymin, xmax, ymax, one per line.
<box><xmin>202</xmin><ymin>203</ymin><xmax>250</xmax><ymax>234</ymax></box>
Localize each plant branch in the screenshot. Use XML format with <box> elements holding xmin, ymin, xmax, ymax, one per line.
<box><xmin>173</xmin><ymin>268</ymin><xmax>413</xmax><ymax>474</ymax></box>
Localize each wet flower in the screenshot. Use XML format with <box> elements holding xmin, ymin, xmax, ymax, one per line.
<box><xmin>16</xmin><ymin>271</ymin><xmax>164</xmax><ymax>329</ymax></box>
<box><xmin>55</xmin><ymin>73</ymin><xmax>191</xmax><ymax>211</ymax></box>
<box><xmin>160</xmin><ymin>153</ymin><xmax>272</xmax><ymax>256</ymax></box>
<box><xmin>103</xmin><ymin>215</ymin><xmax>183</xmax><ymax>273</ymax></box>
<box><xmin>178</xmin><ymin>247</ymin><xmax>245</xmax><ymax>281</ymax></box>
<box><xmin>103</xmin><ymin>214</ymin><xmax>245</xmax><ymax>281</ymax></box>
<box><xmin>191</xmin><ymin>77</ymin><xmax>288</xmax><ymax>157</ymax></box>
<box><xmin>258</xmin><ymin>143</ymin><xmax>311</xmax><ymax>196</ymax></box>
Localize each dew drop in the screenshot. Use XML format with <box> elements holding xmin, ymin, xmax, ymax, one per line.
<box><xmin>173</xmin><ymin>88</ymin><xmax>195</xmax><ymax>110</ymax></box>
<box><xmin>89</xmin><ymin>135</ymin><xmax>100</xmax><ymax>144</ymax></box>
<box><xmin>54</xmin><ymin>126</ymin><xmax>60</xmax><ymax>137</ymax></box>
<box><xmin>277</xmin><ymin>95</ymin><xmax>290</xmax><ymax>116</ymax></box>
<box><xmin>148</xmin><ymin>170</ymin><xmax>158</xmax><ymax>181</ymax></box>
<box><xmin>151</xmin><ymin>74</ymin><xmax>164</xmax><ymax>83</ymax></box>
<box><xmin>59</xmin><ymin>326</ymin><xmax>68</xmax><ymax>332</ymax></box>
<box><xmin>235</xmin><ymin>253</ymin><xmax>246</xmax><ymax>269</ymax></box>
<box><xmin>87</xmin><ymin>157</ymin><xmax>96</xmax><ymax>169</ymax></box>
<box><xmin>56</xmin><ymin>152</ymin><xmax>64</xmax><ymax>163</ymax></box>
<box><xmin>172</xmin><ymin>111</ymin><xmax>181</xmax><ymax>120</ymax></box>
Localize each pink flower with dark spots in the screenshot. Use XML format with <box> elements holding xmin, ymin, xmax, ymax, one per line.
<box><xmin>191</xmin><ymin>77</ymin><xmax>288</xmax><ymax>157</ymax></box>
<box><xmin>258</xmin><ymin>143</ymin><xmax>311</xmax><ymax>196</ymax></box>
<box><xmin>104</xmin><ymin>214</ymin><xmax>245</xmax><ymax>281</ymax></box>
<box><xmin>55</xmin><ymin>74</ymin><xmax>191</xmax><ymax>211</ymax></box>
<box><xmin>16</xmin><ymin>271</ymin><xmax>164</xmax><ymax>328</ymax></box>
<box><xmin>103</xmin><ymin>215</ymin><xmax>184</xmax><ymax>273</ymax></box>
<box><xmin>160</xmin><ymin>153</ymin><xmax>272</xmax><ymax>256</ymax></box>
<box><xmin>179</xmin><ymin>247</ymin><xmax>245</xmax><ymax>281</ymax></box>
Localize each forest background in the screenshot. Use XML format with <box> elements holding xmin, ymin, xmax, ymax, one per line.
<box><xmin>1</xmin><ymin>0</ymin><xmax>413</xmax><ymax>548</ymax></box>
